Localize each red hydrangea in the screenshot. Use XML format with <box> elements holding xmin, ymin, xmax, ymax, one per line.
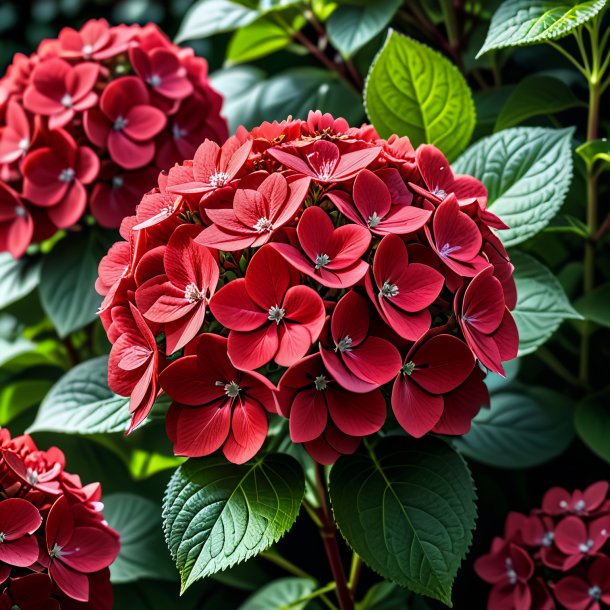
<box><xmin>96</xmin><ymin>111</ymin><xmax>518</xmax><ymax>465</ymax></box>
<box><xmin>476</xmin><ymin>481</ymin><xmax>610</xmax><ymax>610</ymax></box>
<box><xmin>0</xmin><ymin>427</ymin><xmax>119</xmax><ymax>609</ymax></box>
<box><xmin>0</xmin><ymin>19</ymin><xmax>227</xmax><ymax>258</ymax></box>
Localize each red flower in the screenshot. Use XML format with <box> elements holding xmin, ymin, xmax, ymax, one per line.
<box><xmin>365</xmin><ymin>234</ymin><xmax>444</xmax><ymax>340</ymax></box>
<box><xmin>130</xmin><ymin>45</ymin><xmax>193</xmax><ymax>100</ymax></box>
<box><xmin>542</xmin><ymin>482</ymin><xmax>609</xmax><ymax>517</ymax></box>
<box><xmin>0</xmin><ymin>498</ymin><xmax>42</xmax><ymax>572</ymax></box>
<box><xmin>167</xmin><ymin>137</ymin><xmax>252</xmax><ymax>198</ymax></box>
<box><xmin>0</xmin><ymin>100</ymin><xmax>31</xmax><ymax>164</ymax></box>
<box><xmin>0</xmin><ymin>573</ymin><xmax>58</xmax><ymax>610</ymax></box>
<box><xmin>456</xmin><ymin>267</ymin><xmax>519</xmax><ymax>375</ymax></box>
<box><xmin>320</xmin><ymin>290</ymin><xmax>401</xmax><ymax>393</ymax></box>
<box><xmin>553</xmin><ymin>515</ymin><xmax>610</xmax><ymax>570</ymax></box>
<box><xmin>0</xmin><ymin>182</ymin><xmax>32</xmax><ymax>258</ymax></box>
<box><xmin>271</xmin><ymin>206</ymin><xmax>371</xmax><ymax>289</ymax></box>
<box><xmin>45</xmin><ymin>497</ymin><xmax>119</xmax><ymax>603</ymax></box>
<box><xmin>425</xmin><ymin>194</ymin><xmax>489</xmax><ymax>276</ymax></box>
<box><xmin>23</xmin><ymin>59</ymin><xmax>99</xmax><ymax>130</ymax></box>
<box><xmin>197</xmin><ymin>172</ymin><xmax>311</xmax><ymax>250</ymax></box>
<box><xmin>57</xmin><ymin>19</ymin><xmax>134</xmax><ymax>60</ymax></box>
<box><xmin>159</xmin><ymin>334</ymin><xmax>278</xmax><ymax>463</ymax></box>
<box><xmin>268</xmin><ymin>140</ymin><xmax>381</xmax><ymax>183</ymax></box>
<box><xmin>328</xmin><ymin>168</ymin><xmax>430</xmax><ymax>235</ymax></box>
<box><xmin>210</xmin><ymin>246</ymin><xmax>325</xmax><ymax>370</ymax></box>
<box><xmin>107</xmin><ymin>304</ymin><xmax>159</xmax><ymax>432</ymax></box>
<box><xmin>391</xmin><ymin>334</ymin><xmax>475</xmax><ymax>438</ymax></box>
<box><xmin>278</xmin><ymin>353</ymin><xmax>385</xmax><ymax>463</ymax></box>
<box><xmin>84</xmin><ymin>77</ymin><xmax>166</xmax><ymax>169</ymax></box>
<box><xmin>136</xmin><ymin>225</ymin><xmax>219</xmax><ymax>354</ymax></box>
<box><xmin>554</xmin><ymin>557</ymin><xmax>610</xmax><ymax>610</ymax></box>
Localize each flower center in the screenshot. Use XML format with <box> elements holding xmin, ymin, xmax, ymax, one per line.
<box><xmin>589</xmin><ymin>586</ymin><xmax>602</xmax><ymax>601</ymax></box>
<box><xmin>60</xmin><ymin>93</ymin><xmax>72</xmax><ymax>108</ymax></box>
<box><xmin>113</xmin><ymin>116</ymin><xmax>128</xmax><ymax>131</ymax></box>
<box><xmin>401</xmin><ymin>361</ymin><xmax>415</xmax><ymax>376</ymax></box>
<box><xmin>367</xmin><ymin>212</ymin><xmax>381</xmax><ymax>229</ymax></box>
<box><xmin>26</xmin><ymin>468</ymin><xmax>39</xmax><ymax>485</ymax></box>
<box><xmin>432</xmin><ymin>186</ymin><xmax>447</xmax><ymax>200</ymax></box>
<box><xmin>314</xmin><ymin>375</ymin><xmax>328</xmax><ymax>391</ymax></box>
<box><xmin>49</xmin><ymin>543</ymin><xmax>64</xmax><ymax>559</ymax></box>
<box><xmin>12</xmin><ymin>604</ymin><xmax>21</xmax><ymax>610</ymax></box>
<box><xmin>217</xmin><ymin>380</ymin><xmax>240</xmax><ymax>398</ymax></box>
<box><xmin>147</xmin><ymin>74</ymin><xmax>162</xmax><ymax>87</ymax></box>
<box><xmin>268</xmin><ymin>305</ymin><xmax>285</xmax><ymax>325</ymax></box>
<box><xmin>579</xmin><ymin>539</ymin><xmax>595</xmax><ymax>553</ymax></box>
<box><xmin>0</xmin><ymin>532</ymin><xmax>5</xmax><ymax>543</ymax></box>
<box><xmin>380</xmin><ymin>280</ymin><xmax>399</xmax><ymax>298</ymax></box>
<box><xmin>15</xmin><ymin>206</ymin><xmax>27</xmax><ymax>219</ymax></box>
<box><xmin>17</xmin><ymin>137</ymin><xmax>29</xmax><ymax>152</ymax></box>
<box><xmin>306</xmin><ymin>152</ymin><xmax>336</xmax><ymax>180</ymax></box>
<box><xmin>172</xmin><ymin>124</ymin><xmax>188</xmax><ymax>141</ymax></box>
<box><xmin>209</xmin><ymin>170</ymin><xmax>230</xmax><ymax>188</ymax></box>
<box><xmin>112</xmin><ymin>175</ymin><xmax>124</xmax><ymax>189</ymax></box>
<box><xmin>541</xmin><ymin>531</ymin><xmax>554</xmax><ymax>547</ymax></box>
<box><xmin>505</xmin><ymin>558</ymin><xmax>517</xmax><ymax>586</ymax></box>
<box><xmin>574</xmin><ymin>499</ymin><xmax>586</xmax><ymax>512</ymax></box>
<box><xmin>335</xmin><ymin>336</ymin><xmax>353</xmax><ymax>353</ymax></box>
<box><xmin>439</xmin><ymin>243</ymin><xmax>461</xmax><ymax>258</ymax></box>
<box><xmin>82</xmin><ymin>44</ymin><xmax>94</xmax><ymax>56</ymax></box>
<box><xmin>315</xmin><ymin>253</ymin><xmax>330</xmax><ymax>270</ymax></box>
<box><xmin>58</xmin><ymin>167</ymin><xmax>75</xmax><ymax>182</ymax></box>
<box><xmin>254</xmin><ymin>217</ymin><xmax>274</xmax><ymax>233</ymax></box>
<box><xmin>184</xmin><ymin>283</ymin><xmax>205</xmax><ymax>303</ymax></box>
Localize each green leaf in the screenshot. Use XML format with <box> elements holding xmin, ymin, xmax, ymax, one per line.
<box><xmin>39</xmin><ymin>231</ymin><xmax>111</xmax><ymax>338</ymax></box>
<box><xmin>175</xmin><ymin>0</ymin><xmax>260</xmax><ymax>42</ymax></box>
<box><xmin>364</xmin><ymin>30</ymin><xmax>475</xmax><ymax>161</ymax></box>
<box><xmin>163</xmin><ymin>454</ymin><xmax>305</xmax><ymax>591</ymax></box>
<box><xmin>28</xmin><ymin>355</ymin><xmax>131</xmax><ymax>434</ymax></box>
<box><xmin>478</xmin><ymin>0</ymin><xmax>609</xmax><ymax>56</ymax></box>
<box><xmin>104</xmin><ymin>493</ymin><xmax>177</xmax><ymax>583</ymax></box>
<box><xmin>0</xmin><ymin>379</ymin><xmax>53</xmax><ymax>425</ymax></box>
<box><xmin>327</xmin><ymin>0</ymin><xmax>402</xmax><ymax>58</ymax></box>
<box><xmin>329</xmin><ymin>437</ymin><xmax>476</xmax><ymax>606</ymax></box>
<box><xmin>210</xmin><ymin>66</ymin><xmax>364</xmax><ymax>133</ymax></box>
<box><xmin>574</xmin><ymin>282</ymin><xmax>610</xmax><ymax>327</ymax></box>
<box><xmin>511</xmin><ymin>251</ymin><xmax>582</xmax><ymax>355</ymax></box>
<box><xmin>356</xmin><ymin>581</ymin><xmax>410</xmax><ymax>610</ymax></box>
<box><xmin>495</xmin><ymin>74</ymin><xmax>583</xmax><ymax>131</ymax></box>
<box><xmin>0</xmin><ymin>253</ymin><xmax>41</xmax><ymax>310</ymax></box>
<box><xmin>576</xmin><ymin>138</ymin><xmax>610</xmax><ymax>170</ymax></box>
<box><xmin>238</xmin><ymin>577</ymin><xmax>318</xmax><ymax>610</ymax></box>
<box><xmin>227</xmin><ymin>16</ymin><xmax>295</xmax><ymax>64</ymax></box>
<box><xmin>453</xmin><ymin>127</ymin><xmax>574</xmax><ymax>247</ymax></box>
<box><xmin>454</xmin><ymin>387</ymin><xmax>575</xmax><ymax>468</ymax></box>
<box><xmin>575</xmin><ymin>396</ymin><xmax>610</xmax><ymax>463</ymax></box>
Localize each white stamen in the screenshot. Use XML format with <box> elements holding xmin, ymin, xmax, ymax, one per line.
<box><xmin>17</xmin><ymin>137</ymin><xmax>29</xmax><ymax>152</ymax></box>
<box><xmin>147</xmin><ymin>74</ymin><xmax>162</xmax><ymax>87</ymax></box>
<box><xmin>172</xmin><ymin>124</ymin><xmax>188</xmax><ymax>141</ymax></box>
<box><xmin>541</xmin><ymin>531</ymin><xmax>554</xmax><ymax>547</ymax></box>
<box><xmin>315</xmin><ymin>253</ymin><xmax>330</xmax><ymax>270</ymax></box>
<box><xmin>574</xmin><ymin>499</ymin><xmax>586</xmax><ymax>512</ymax></box>
<box><xmin>0</xmin><ymin>533</ymin><xmax>5</xmax><ymax>543</ymax></box>
<box><xmin>306</xmin><ymin>152</ymin><xmax>335</xmax><ymax>180</ymax></box>
<box><xmin>314</xmin><ymin>375</ymin><xmax>327</xmax><ymax>391</ymax></box>
<box><xmin>58</xmin><ymin>167</ymin><xmax>75</xmax><ymax>182</ymax></box>
<box><xmin>50</xmin><ymin>543</ymin><xmax>64</xmax><ymax>558</ymax></box>
<box><xmin>254</xmin><ymin>217</ymin><xmax>274</xmax><ymax>233</ymax></box>
<box><xmin>217</xmin><ymin>380</ymin><xmax>240</xmax><ymax>398</ymax></box>
<box><xmin>26</xmin><ymin>468</ymin><xmax>39</xmax><ymax>485</ymax></box>
<box><xmin>505</xmin><ymin>558</ymin><xmax>517</xmax><ymax>586</ymax></box>
<box><xmin>589</xmin><ymin>586</ymin><xmax>602</xmax><ymax>601</ymax></box>
<box><xmin>367</xmin><ymin>212</ymin><xmax>381</xmax><ymax>229</ymax></box>
<box><xmin>380</xmin><ymin>281</ymin><xmax>399</xmax><ymax>298</ymax></box>
<box><xmin>60</xmin><ymin>93</ymin><xmax>72</xmax><ymax>108</ymax></box>
<box><xmin>439</xmin><ymin>243</ymin><xmax>461</xmax><ymax>258</ymax></box>
<box><xmin>15</xmin><ymin>206</ymin><xmax>27</xmax><ymax>218</ymax></box>
<box><xmin>82</xmin><ymin>44</ymin><xmax>94</xmax><ymax>56</ymax></box>
<box><xmin>112</xmin><ymin>175</ymin><xmax>124</xmax><ymax>189</ymax></box>
<box><xmin>432</xmin><ymin>186</ymin><xmax>447</xmax><ymax>199</ymax></box>
<box><xmin>579</xmin><ymin>539</ymin><xmax>595</xmax><ymax>553</ymax></box>
<box><xmin>335</xmin><ymin>336</ymin><xmax>352</xmax><ymax>353</ymax></box>
<box><xmin>209</xmin><ymin>170</ymin><xmax>230</xmax><ymax>188</ymax></box>
<box><xmin>401</xmin><ymin>361</ymin><xmax>415</xmax><ymax>376</ymax></box>
<box><xmin>267</xmin><ymin>305</ymin><xmax>285</xmax><ymax>324</ymax></box>
<box><xmin>113</xmin><ymin>116</ymin><xmax>128</xmax><ymax>131</ymax></box>
<box><xmin>184</xmin><ymin>283</ymin><xmax>205</xmax><ymax>303</ymax></box>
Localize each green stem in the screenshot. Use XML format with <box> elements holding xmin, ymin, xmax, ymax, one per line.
<box><xmin>548</xmin><ymin>41</ymin><xmax>587</xmax><ymax>75</ymax></box>
<box><xmin>536</xmin><ymin>346</ymin><xmax>582</xmax><ymax>387</ymax></box>
<box><xmin>440</xmin><ymin>0</ymin><xmax>460</xmax><ymax>50</ymax></box>
<box><xmin>285</xmin><ymin>583</ymin><xmax>338</xmax><ymax>609</ymax></box>
<box><xmin>261</xmin><ymin>550</ymin><xmax>314</xmax><ymax>580</ymax></box>
<box><xmin>347</xmin><ymin>553</ymin><xmax>362</xmax><ymax>594</ymax></box>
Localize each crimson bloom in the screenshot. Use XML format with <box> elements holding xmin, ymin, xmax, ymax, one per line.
<box><xmin>45</xmin><ymin>497</ymin><xmax>119</xmax><ymax>603</ymax></box>
<box><xmin>365</xmin><ymin>234</ymin><xmax>444</xmax><ymax>340</ymax></box>
<box><xmin>0</xmin><ymin>100</ymin><xmax>31</xmax><ymax>164</ymax></box>
<box><xmin>320</xmin><ymin>290</ymin><xmax>401</xmax><ymax>393</ymax></box>
<box><xmin>542</xmin><ymin>481</ymin><xmax>609</xmax><ymax>516</ymax></box>
<box><xmin>160</xmin><ymin>334</ymin><xmax>278</xmax><ymax>463</ymax></box>
<box><xmin>57</xmin><ymin>19</ymin><xmax>134</xmax><ymax>60</ymax></box>
<box><xmin>0</xmin><ymin>182</ymin><xmax>32</xmax><ymax>258</ymax></box>
<box><xmin>272</xmin><ymin>205</ymin><xmax>370</xmax><ymax>288</ymax></box>
<box><xmin>554</xmin><ymin>557</ymin><xmax>610</xmax><ymax>610</ymax></box>
<box><xmin>136</xmin><ymin>224</ymin><xmax>219</xmax><ymax>354</ymax></box>
<box><xmin>456</xmin><ymin>266</ymin><xmax>519</xmax><ymax>375</ymax></box>
<box><xmin>23</xmin><ymin>59</ymin><xmax>98</xmax><ymax>130</ymax></box>
<box><xmin>210</xmin><ymin>246</ymin><xmax>325</xmax><ymax>370</ymax></box>
<box><xmin>553</xmin><ymin>515</ymin><xmax>610</xmax><ymax>570</ymax></box>
<box><xmin>0</xmin><ymin>498</ymin><xmax>42</xmax><ymax>572</ymax></box>
<box><xmin>391</xmin><ymin>334</ymin><xmax>475</xmax><ymax>438</ymax></box>
<box><xmin>0</xmin><ymin>573</ymin><xmax>58</xmax><ymax>610</ymax></box>
<box><xmin>84</xmin><ymin>77</ymin><xmax>166</xmax><ymax>169</ymax></box>
<box><xmin>197</xmin><ymin>172</ymin><xmax>311</xmax><ymax>250</ymax></box>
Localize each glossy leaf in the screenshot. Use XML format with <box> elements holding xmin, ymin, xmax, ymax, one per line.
<box><xmin>356</xmin><ymin>581</ymin><xmax>411</xmax><ymax>610</ymax></box>
<box><xmin>365</xmin><ymin>30</ymin><xmax>475</xmax><ymax>160</ymax></box>
<box><xmin>575</xmin><ymin>397</ymin><xmax>610</xmax><ymax>463</ymax></box>
<box><xmin>574</xmin><ymin>282</ymin><xmax>610</xmax><ymax>327</ymax></box>
<box><xmin>453</xmin><ymin>127</ymin><xmax>574</xmax><ymax>246</ymax></box>
<box><xmin>163</xmin><ymin>454</ymin><xmax>305</xmax><ymax>591</ymax></box>
<box><xmin>238</xmin><ymin>577</ymin><xmax>318</xmax><ymax>610</ymax></box>
<box><xmin>0</xmin><ymin>379</ymin><xmax>53</xmax><ymax>425</ymax></box>
<box><xmin>0</xmin><ymin>253</ymin><xmax>41</xmax><ymax>310</ymax></box>
<box><xmin>478</xmin><ymin>0</ymin><xmax>609</xmax><ymax>56</ymax></box>
<box><xmin>227</xmin><ymin>16</ymin><xmax>294</xmax><ymax>64</ymax></box>
<box><xmin>511</xmin><ymin>252</ymin><xmax>582</xmax><ymax>355</ymax></box>
<box><xmin>329</xmin><ymin>437</ymin><xmax>476</xmax><ymax>606</ymax></box>
<box><xmin>576</xmin><ymin>138</ymin><xmax>610</xmax><ymax>170</ymax></box>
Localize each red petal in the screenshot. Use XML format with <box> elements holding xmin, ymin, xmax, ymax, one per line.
<box><xmin>462</xmin><ymin>268</ymin><xmax>505</xmax><ymax>333</ymax></box>
<box><xmin>296</xmin><ymin>206</ymin><xmax>333</xmax><ymax>263</ymax></box>
<box><xmin>326</xmin><ymin>386</ymin><xmax>385</xmax><ymax>436</ymax></box>
<box><xmin>47</xmin><ymin>181</ymin><xmax>88</xmax><ymax>229</ymax></box>
<box><xmin>330</xmin><ymin>290</ymin><xmax>369</xmax><ymax>347</ymax></box>
<box><xmin>555</xmin><ymin>516</ymin><xmax>587</xmax><ymax>554</ymax></box>
<box><xmin>0</xmin><ymin>498</ymin><xmax>42</xmax><ymax>539</ymax></box>
<box><xmin>391</xmin><ymin>376</ymin><xmax>443</xmax><ymax>437</ymax></box>
<box><xmin>123</xmin><ymin>105</ymin><xmax>166</xmax><ymax>141</ymax></box>
<box><xmin>334</xmin><ymin>146</ymin><xmax>382</xmax><ymax>180</ymax></box>
<box><xmin>376</xmin><ymin>205</ymin><xmax>431</xmax><ymax>236</ymax></box>
<box><xmin>61</xmin><ymin>527</ymin><xmax>119</xmax><ymax>573</ymax></box>
<box><xmin>553</xmin><ymin>577</ymin><xmax>591</xmax><ymax>610</ymax></box>
<box><xmin>222</xmin><ymin>398</ymin><xmax>267</xmax><ymax>464</ymax></box>
<box><xmin>352</xmin><ymin>169</ymin><xmax>391</xmax><ymax>221</ymax></box>
<box><xmin>0</xmin><ymin>537</ymin><xmax>39</xmax><ymax>568</ymax></box>
<box><xmin>108</xmin><ymin>131</ymin><xmax>154</xmax><ymax>170</ymax></box>
<box><xmin>159</xmin><ymin>355</ymin><xmax>224</xmax><ymax>407</ymax></box>
<box><xmin>343</xmin><ymin>337</ymin><xmax>401</xmax><ymax>386</ymax></box>
<box><xmin>245</xmin><ymin>246</ymin><xmax>295</xmax><ymax>310</ymax></box>
<box><xmin>320</xmin><ymin>348</ymin><xmax>379</xmax><ymax>394</ymax></box>
<box><xmin>433</xmin><ymin>195</ymin><xmax>482</xmax><ymax>261</ymax></box>
<box><xmin>289</xmin><ymin>389</ymin><xmax>327</xmax><ymax>443</ymax></box>
<box><xmin>192</xmin><ymin>139</ymin><xmax>220</xmax><ymax>182</ymax></box>
<box><xmin>416</xmin><ymin>145</ymin><xmax>454</xmax><ymax>192</ymax></box>
<box><xmin>210</xmin><ymin>279</ymin><xmax>267</xmax><ymax>332</ymax></box>
<box><xmin>50</xmin><ymin>560</ymin><xmax>89</xmax><ymax>602</ymax></box>
<box><xmin>228</xmin><ymin>324</ymin><xmax>279</xmax><ymax>370</ymax></box>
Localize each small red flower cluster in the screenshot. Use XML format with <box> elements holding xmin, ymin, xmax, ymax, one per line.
<box><xmin>97</xmin><ymin>112</ymin><xmax>518</xmax><ymax>465</ymax></box>
<box><xmin>476</xmin><ymin>481</ymin><xmax>610</xmax><ymax>610</ymax></box>
<box><xmin>0</xmin><ymin>18</ymin><xmax>227</xmax><ymax>258</ymax></box>
<box><xmin>0</xmin><ymin>428</ymin><xmax>119</xmax><ymax>610</ymax></box>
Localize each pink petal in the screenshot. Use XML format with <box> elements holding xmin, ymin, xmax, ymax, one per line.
<box><xmin>553</xmin><ymin>576</ymin><xmax>591</xmax><ymax>610</ymax></box>
<box><xmin>192</xmin><ymin>139</ymin><xmax>220</xmax><ymax>182</ymax></box>
<box><xmin>555</xmin><ymin>516</ymin><xmax>587</xmax><ymax>554</ymax></box>
<box><xmin>276</xmin><ymin>322</ymin><xmax>314</xmax><ymax>367</ymax></box>
<box><xmin>334</xmin><ymin>146</ymin><xmax>382</xmax><ymax>180</ymax></box>
<box><xmin>228</xmin><ymin>324</ymin><xmax>279</xmax><ymax>370</ymax></box>
<box><xmin>47</xmin><ymin>181</ymin><xmax>88</xmax><ymax>229</ymax></box>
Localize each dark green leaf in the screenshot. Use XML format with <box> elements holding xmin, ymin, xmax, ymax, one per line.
<box><xmin>453</xmin><ymin>127</ymin><xmax>574</xmax><ymax>246</ymax></box>
<box><xmin>575</xmin><ymin>396</ymin><xmax>610</xmax><ymax>463</ymax></box>
<box><xmin>104</xmin><ymin>493</ymin><xmax>177</xmax><ymax>583</ymax></box>
<box><xmin>329</xmin><ymin>437</ymin><xmax>477</xmax><ymax>606</ymax></box>
<box><xmin>238</xmin><ymin>577</ymin><xmax>318</xmax><ymax>610</ymax></box>
<box><xmin>356</xmin><ymin>581</ymin><xmax>410</xmax><ymax>610</ymax></box>
<box><xmin>365</xmin><ymin>30</ymin><xmax>475</xmax><ymax>161</ymax></box>
<box><xmin>574</xmin><ymin>282</ymin><xmax>610</xmax><ymax>327</ymax></box>
<box><xmin>576</xmin><ymin>138</ymin><xmax>610</xmax><ymax>170</ymax></box>
<box><xmin>162</xmin><ymin>454</ymin><xmax>305</xmax><ymax>591</ymax></box>
<box><xmin>0</xmin><ymin>253</ymin><xmax>41</xmax><ymax>310</ymax></box>
<box><xmin>0</xmin><ymin>379</ymin><xmax>53</xmax><ymax>425</ymax></box>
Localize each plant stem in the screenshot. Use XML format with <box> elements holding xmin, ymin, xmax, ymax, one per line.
<box><xmin>315</xmin><ymin>464</ymin><xmax>354</xmax><ymax>610</ymax></box>
<box><xmin>536</xmin><ymin>347</ymin><xmax>582</xmax><ymax>387</ymax></box>
<box><xmin>440</xmin><ymin>0</ymin><xmax>460</xmax><ymax>52</ymax></box>
<box><xmin>347</xmin><ymin>553</ymin><xmax>362</xmax><ymax>594</ymax></box>
<box><xmin>260</xmin><ymin>550</ymin><xmax>314</xmax><ymax>580</ymax></box>
<box><xmin>286</xmin><ymin>582</ymin><xmax>338</xmax><ymax>609</ymax></box>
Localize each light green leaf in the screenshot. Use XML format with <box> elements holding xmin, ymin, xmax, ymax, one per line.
<box><xmin>0</xmin><ymin>253</ymin><xmax>41</xmax><ymax>310</ymax></box>
<box><xmin>163</xmin><ymin>454</ymin><xmax>305</xmax><ymax>591</ymax></box>
<box><xmin>495</xmin><ymin>74</ymin><xmax>583</xmax><ymax>131</ymax></box>
<box><xmin>227</xmin><ymin>16</ymin><xmax>295</xmax><ymax>64</ymax></box>
<box><xmin>453</xmin><ymin>127</ymin><xmax>574</xmax><ymax>246</ymax></box>
<box><xmin>364</xmin><ymin>30</ymin><xmax>475</xmax><ymax>160</ymax></box>
<box><xmin>511</xmin><ymin>251</ymin><xmax>582</xmax><ymax>354</ymax></box>
<box><xmin>238</xmin><ymin>577</ymin><xmax>318</xmax><ymax>610</ymax></box>
<box><xmin>454</xmin><ymin>387</ymin><xmax>575</xmax><ymax>468</ymax></box>
<box><xmin>356</xmin><ymin>581</ymin><xmax>410</xmax><ymax>610</ymax></box>
<box><xmin>478</xmin><ymin>0</ymin><xmax>609</xmax><ymax>56</ymax></box>
<box><xmin>574</xmin><ymin>282</ymin><xmax>610</xmax><ymax>328</ymax></box>
<box><xmin>0</xmin><ymin>379</ymin><xmax>53</xmax><ymax>425</ymax></box>
<box><xmin>329</xmin><ymin>437</ymin><xmax>476</xmax><ymax>606</ymax></box>
<box><xmin>104</xmin><ymin>493</ymin><xmax>177</xmax><ymax>583</ymax></box>
<box><xmin>175</xmin><ymin>0</ymin><xmax>260</xmax><ymax>42</ymax></box>
<box><xmin>576</xmin><ymin>138</ymin><xmax>610</xmax><ymax>170</ymax></box>
<box><xmin>28</xmin><ymin>356</ymin><xmax>131</xmax><ymax>434</ymax></box>
<box><xmin>575</xmin><ymin>396</ymin><xmax>610</xmax><ymax>463</ymax></box>
<box><xmin>327</xmin><ymin>0</ymin><xmax>402</xmax><ymax>58</ymax></box>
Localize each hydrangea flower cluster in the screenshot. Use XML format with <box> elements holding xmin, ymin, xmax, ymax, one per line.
<box><xmin>0</xmin><ymin>18</ymin><xmax>227</xmax><ymax>258</ymax></box>
<box><xmin>0</xmin><ymin>427</ymin><xmax>120</xmax><ymax>609</ymax></box>
<box><xmin>476</xmin><ymin>481</ymin><xmax>610</xmax><ymax>610</ymax></box>
<box><xmin>96</xmin><ymin>112</ymin><xmax>518</xmax><ymax>465</ymax></box>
